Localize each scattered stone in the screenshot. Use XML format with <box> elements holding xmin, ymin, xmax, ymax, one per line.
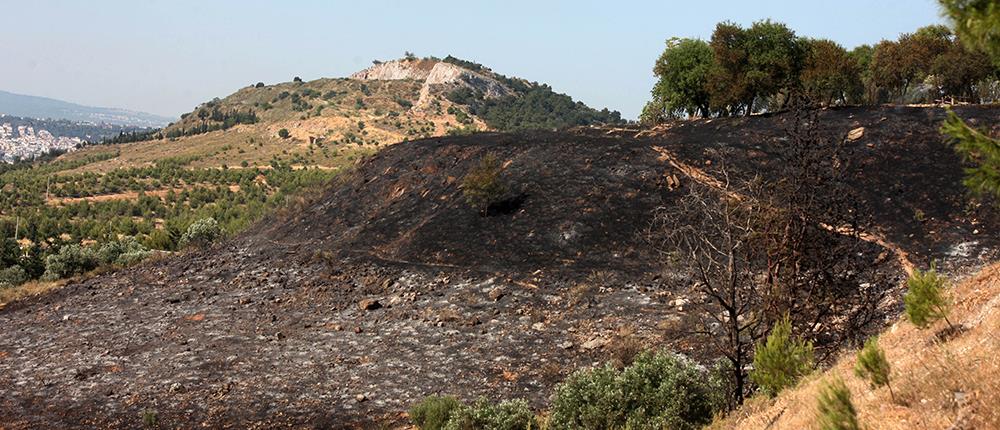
<box><xmin>558</xmin><ymin>341</ymin><xmax>574</xmax><ymax>349</ymax></box>
<box><xmin>847</xmin><ymin>127</ymin><xmax>865</xmax><ymax>141</ymax></box>
<box><xmin>355</xmin><ymin>393</ymin><xmax>367</xmax><ymax>403</ymax></box>
<box><xmin>581</xmin><ymin>338</ymin><xmax>608</xmax><ymax>350</ymax></box>
<box><xmin>488</xmin><ymin>287</ymin><xmax>505</xmax><ymax>302</ymax></box>
<box><xmin>359</xmin><ymin>299</ymin><xmax>382</xmax><ymax>311</ymax></box>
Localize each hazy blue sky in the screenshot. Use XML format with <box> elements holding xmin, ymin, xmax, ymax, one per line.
<box><xmin>1</xmin><ymin>0</ymin><xmax>946</xmax><ymax>120</ymax></box>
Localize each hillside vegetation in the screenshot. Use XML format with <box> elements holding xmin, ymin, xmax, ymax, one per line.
<box><xmin>710</xmin><ymin>262</ymin><xmax>1000</xmax><ymax>429</ymax></box>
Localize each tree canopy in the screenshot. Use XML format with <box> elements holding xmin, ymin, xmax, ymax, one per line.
<box><xmin>642</xmin><ymin>19</ymin><xmax>1000</xmax><ymax>123</ymax></box>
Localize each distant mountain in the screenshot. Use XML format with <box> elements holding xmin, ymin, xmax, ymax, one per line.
<box><xmin>0</xmin><ymin>90</ymin><xmax>173</xmax><ymax>128</ymax></box>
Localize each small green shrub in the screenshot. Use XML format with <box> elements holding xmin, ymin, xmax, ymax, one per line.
<box><xmin>904</xmin><ymin>265</ymin><xmax>953</xmax><ymax>329</ymax></box>
<box><xmin>41</xmin><ymin>244</ymin><xmax>100</xmax><ymax>281</ymax></box>
<box><xmin>179</xmin><ymin>218</ymin><xmax>222</xmax><ymax>249</ymax></box>
<box><xmin>750</xmin><ymin>314</ymin><xmax>815</xmax><ymax>397</ymax></box>
<box><xmin>442</xmin><ymin>398</ymin><xmax>536</xmax><ymax>430</ymax></box>
<box><xmin>854</xmin><ymin>336</ymin><xmax>893</xmax><ymax>399</ymax></box>
<box><xmin>816</xmin><ymin>378</ymin><xmax>860</xmax><ymax>430</ymax></box>
<box><xmin>547</xmin><ymin>351</ymin><xmax>715</xmax><ymax>430</ymax></box>
<box><xmin>278</xmin><ymin>128</ymin><xmax>291</xmax><ymax>139</ymax></box>
<box><xmin>98</xmin><ymin>237</ymin><xmax>151</xmax><ymax>266</ymax></box>
<box><xmin>0</xmin><ymin>265</ymin><xmax>27</xmax><ymax>288</ymax></box>
<box><xmin>410</xmin><ymin>395</ymin><xmax>462</xmax><ymax>430</ymax></box>
<box><xmin>141</xmin><ymin>409</ymin><xmax>158</xmax><ymax>427</ymax></box>
<box><xmin>461</xmin><ymin>153</ymin><xmax>507</xmax><ymax>215</ymax></box>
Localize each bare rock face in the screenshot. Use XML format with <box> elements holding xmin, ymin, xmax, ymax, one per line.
<box><xmin>350</xmin><ymin>59</ymin><xmax>439</xmax><ymax>81</ymax></box>
<box><xmin>351</xmin><ymin>59</ymin><xmax>514</xmax><ymax>109</ymax></box>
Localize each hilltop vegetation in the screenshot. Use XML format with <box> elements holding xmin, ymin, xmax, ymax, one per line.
<box><xmin>643</xmin><ymin>21</ymin><xmax>1000</xmax><ymax>122</ymax></box>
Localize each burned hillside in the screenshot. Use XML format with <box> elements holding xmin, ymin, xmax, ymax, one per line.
<box><xmin>2</xmin><ymin>106</ymin><xmax>999</xmax><ymax>428</ymax></box>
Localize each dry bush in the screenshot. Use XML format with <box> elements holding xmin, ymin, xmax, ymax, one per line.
<box><xmin>607</xmin><ymin>326</ymin><xmax>646</xmax><ymax>369</ymax></box>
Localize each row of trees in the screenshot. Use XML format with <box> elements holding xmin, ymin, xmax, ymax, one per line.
<box><xmin>642</xmin><ymin>20</ymin><xmax>999</xmax><ymax>122</ymax></box>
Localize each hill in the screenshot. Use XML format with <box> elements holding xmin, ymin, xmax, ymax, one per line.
<box><xmin>0</xmin><ymin>56</ymin><xmax>624</xmax><ymax>297</ymax></box>
<box><xmin>58</xmin><ymin>56</ymin><xmax>622</xmax><ymax>174</ymax></box>
<box><xmin>0</xmin><ymin>106</ymin><xmax>997</xmax><ymax>428</ymax></box>
<box><xmin>0</xmin><ymin>90</ymin><xmax>172</xmax><ymax>128</ymax></box>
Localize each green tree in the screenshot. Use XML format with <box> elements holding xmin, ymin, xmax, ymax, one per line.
<box><xmin>816</xmin><ymin>378</ymin><xmax>860</xmax><ymax>430</ymax></box>
<box><xmin>849</xmin><ymin>44</ymin><xmax>877</xmax><ymax>104</ymax></box>
<box><xmin>941</xmin><ymin>0</ymin><xmax>1000</xmax><ymax>65</ymax></box>
<box><xmin>943</xmin><ymin>110</ymin><xmax>1000</xmax><ymax>200</ymax></box>
<box><xmin>939</xmin><ymin>0</ymin><xmax>1000</xmax><ymax>199</ymax></box>
<box><xmin>903</xmin><ymin>265</ymin><xmax>954</xmax><ymax>329</ymax></box>
<box><xmin>741</xmin><ymin>19</ymin><xmax>805</xmax><ymax>108</ymax></box>
<box><xmin>707</xmin><ymin>20</ymin><xmax>804</xmax><ymax>114</ymax></box>
<box><xmin>277</xmin><ymin>128</ymin><xmax>291</xmax><ymax>139</ymax></box>
<box><xmin>707</xmin><ymin>21</ymin><xmax>753</xmax><ymax>115</ymax></box>
<box><xmin>800</xmin><ymin>39</ymin><xmax>862</xmax><ymax>106</ymax></box>
<box><xmin>929</xmin><ymin>40</ymin><xmax>994</xmax><ymax>101</ymax></box>
<box><xmin>642</xmin><ymin>38</ymin><xmax>714</xmax><ymax>123</ymax></box>
<box><xmin>854</xmin><ymin>336</ymin><xmax>894</xmax><ymax>400</ymax></box>
<box><xmin>750</xmin><ymin>314</ymin><xmax>815</xmax><ymax>397</ymax></box>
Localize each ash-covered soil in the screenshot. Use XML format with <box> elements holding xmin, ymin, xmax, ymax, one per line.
<box><xmin>2</xmin><ymin>106</ymin><xmax>999</xmax><ymax>429</ymax></box>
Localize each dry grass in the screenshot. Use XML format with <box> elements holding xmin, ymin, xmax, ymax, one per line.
<box><xmin>0</xmin><ymin>278</ymin><xmax>68</xmax><ymax>308</ymax></box>
<box><xmin>710</xmin><ymin>263</ymin><xmax>1000</xmax><ymax>430</ymax></box>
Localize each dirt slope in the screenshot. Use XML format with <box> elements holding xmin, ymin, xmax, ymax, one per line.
<box><xmin>1</xmin><ymin>106</ymin><xmax>999</xmax><ymax>428</ymax></box>
<box><xmin>710</xmin><ymin>262</ymin><xmax>1000</xmax><ymax>430</ymax></box>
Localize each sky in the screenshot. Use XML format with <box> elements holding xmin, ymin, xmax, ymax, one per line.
<box><xmin>0</xmin><ymin>0</ymin><xmax>946</xmax><ymax>120</ymax></box>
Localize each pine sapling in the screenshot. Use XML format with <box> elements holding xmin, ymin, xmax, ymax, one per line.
<box><xmin>854</xmin><ymin>336</ymin><xmax>893</xmax><ymax>401</ymax></box>
<box><xmin>750</xmin><ymin>313</ymin><xmax>815</xmax><ymax>397</ymax></box>
<box><xmin>816</xmin><ymin>377</ymin><xmax>860</xmax><ymax>430</ymax></box>
<box><xmin>904</xmin><ymin>264</ymin><xmax>954</xmax><ymax>330</ymax></box>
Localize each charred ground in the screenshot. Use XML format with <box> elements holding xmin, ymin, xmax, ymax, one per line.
<box><xmin>2</xmin><ymin>106</ymin><xmax>999</xmax><ymax>428</ymax></box>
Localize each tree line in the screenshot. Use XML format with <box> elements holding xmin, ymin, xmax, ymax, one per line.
<box><xmin>642</xmin><ymin>20</ymin><xmax>999</xmax><ymax>123</ymax></box>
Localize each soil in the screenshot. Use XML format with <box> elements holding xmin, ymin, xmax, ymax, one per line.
<box><xmin>2</xmin><ymin>106</ymin><xmax>999</xmax><ymax>429</ymax></box>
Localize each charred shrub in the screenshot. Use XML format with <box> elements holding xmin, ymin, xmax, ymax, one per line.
<box><xmin>461</xmin><ymin>153</ymin><xmax>508</xmax><ymax>216</ymax></box>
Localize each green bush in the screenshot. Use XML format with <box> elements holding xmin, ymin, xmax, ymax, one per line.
<box><xmin>461</xmin><ymin>154</ymin><xmax>507</xmax><ymax>215</ymax></box>
<box><xmin>442</xmin><ymin>398</ymin><xmax>536</xmax><ymax>430</ymax></box>
<box><xmin>547</xmin><ymin>351</ymin><xmax>716</xmax><ymax>430</ymax></box>
<box><xmin>278</xmin><ymin>128</ymin><xmax>291</xmax><ymax>139</ymax></box>
<box><xmin>816</xmin><ymin>378</ymin><xmax>860</xmax><ymax>430</ymax></box>
<box><xmin>750</xmin><ymin>314</ymin><xmax>815</xmax><ymax>397</ymax></box>
<box><xmin>0</xmin><ymin>265</ymin><xmax>27</xmax><ymax>288</ymax></box>
<box><xmin>854</xmin><ymin>336</ymin><xmax>893</xmax><ymax>399</ymax></box>
<box><xmin>98</xmin><ymin>237</ymin><xmax>151</xmax><ymax>266</ymax></box>
<box><xmin>904</xmin><ymin>265</ymin><xmax>953</xmax><ymax>329</ymax></box>
<box><xmin>41</xmin><ymin>244</ymin><xmax>100</xmax><ymax>281</ymax></box>
<box><xmin>179</xmin><ymin>217</ymin><xmax>222</xmax><ymax>249</ymax></box>
<box><xmin>410</xmin><ymin>395</ymin><xmax>462</xmax><ymax>430</ymax></box>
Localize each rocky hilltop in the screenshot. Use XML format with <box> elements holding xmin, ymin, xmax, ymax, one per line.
<box><xmin>351</xmin><ymin>58</ymin><xmax>515</xmax><ymax>107</ymax></box>
<box><xmin>1</xmin><ymin>106</ymin><xmax>997</xmax><ymax>428</ymax></box>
